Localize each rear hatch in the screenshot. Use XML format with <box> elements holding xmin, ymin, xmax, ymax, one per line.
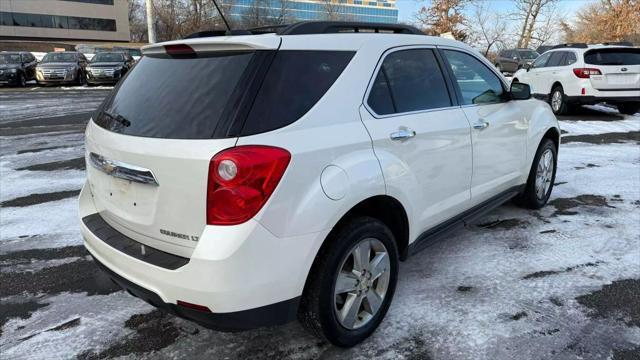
<box><xmin>584</xmin><ymin>47</ymin><xmax>640</xmax><ymax>90</ymax></box>
<box><xmin>85</xmin><ymin>36</ymin><xmax>280</xmax><ymax>257</ymax></box>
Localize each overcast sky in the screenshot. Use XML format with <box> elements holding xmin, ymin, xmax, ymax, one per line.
<box><xmin>396</xmin><ymin>0</ymin><xmax>599</xmax><ymax>24</ymax></box>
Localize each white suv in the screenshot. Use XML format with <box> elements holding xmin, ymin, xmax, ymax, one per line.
<box><xmin>79</xmin><ymin>22</ymin><xmax>560</xmax><ymax>347</ymax></box>
<box><xmin>513</xmin><ymin>43</ymin><xmax>640</xmax><ymax>115</ymax></box>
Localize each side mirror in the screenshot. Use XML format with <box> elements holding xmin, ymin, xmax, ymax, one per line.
<box><xmin>510</xmin><ymin>82</ymin><xmax>531</xmax><ymax>100</ymax></box>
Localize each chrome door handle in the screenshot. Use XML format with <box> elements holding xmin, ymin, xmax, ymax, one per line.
<box><xmin>473</xmin><ymin>120</ymin><xmax>490</xmax><ymax>130</ymax></box>
<box><xmin>390</xmin><ymin>128</ymin><xmax>416</xmax><ymax>141</ymax></box>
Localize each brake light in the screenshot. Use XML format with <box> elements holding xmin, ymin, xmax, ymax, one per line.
<box><xmin>207</xmin><ymin>146</ymin><xmax>291</xmax><ymax>225</ymax></box>
<box><xmin>164</xmin><ymin>44</ymin><xmax>195</xmax><ymax>56</ymax></box>
<box><xmin>573</xmin><ymin>68</ymin><xmax>602</xmax><ymax>78</ymax></box>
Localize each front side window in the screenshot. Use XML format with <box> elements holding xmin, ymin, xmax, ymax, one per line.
<box><xmin>532</xmin><ymin>52</ymin><xmax>552</xmax><ymax>68</ymax></box>
<box><xmin>443</xmin><ymin>50</ymin><xmax>505</xmax><ymax>105</ymax></box>
<box><xmin>367</xmin><ymin>49</ymin><xmax>451</xmax><ymax>115</ymax></box>
<box><xmin>518</xmin><ymin>50</ymin><xmax>539</xmax><ymax>60</ymax></box>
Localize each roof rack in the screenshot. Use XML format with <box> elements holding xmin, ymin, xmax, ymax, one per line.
<box><xmin>551</xmin><ymin>43</ymin><xmax>588</xmax><ymax>49</ymax></box>
<box><xmin>599</xmin><ymin>41</ymin><xmax>633</xmax><ymax>46</ymax></box>
<box><xmin>184</xmin><ymin>21</ymin><xmax>424</xmax><ymax>39</ymax></box>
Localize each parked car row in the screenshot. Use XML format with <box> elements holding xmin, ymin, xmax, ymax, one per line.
<box><xmin>512</xmin><ymin>43</ymin><xmax>639</xmax><ymax>115</ymax></box>
<box><xmin>0</xmin><ymin>50</ymin><xmax>136</xmax><ymax>87</ymax></box>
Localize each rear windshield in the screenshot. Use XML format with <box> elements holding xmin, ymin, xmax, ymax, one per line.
<box><xmin>584</xmin><ymin>48</ymin><xmax>640</xmax><ymax>65</ymax></box>
<box><xmin>94</xmin><ymin>52</ymin><xmax>254</xmax><ymax>139</ymax></box>
<box><xmin>94</xmin><ymin>50</ymin><xmax>354</xmax><ymax>139</ymax></box>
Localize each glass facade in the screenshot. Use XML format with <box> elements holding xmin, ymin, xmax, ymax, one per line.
<box><xmin>0</xmin><ymin>11</ymin><xmax>117</xmax><ymax>31</ymax></box>
<box><xmin>226</xmin><ymin>0</ymin><xmax>398</xmax><ymax>24</ymax></box>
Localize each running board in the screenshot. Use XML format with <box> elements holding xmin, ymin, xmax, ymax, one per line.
<box><xmin>408</xmin><ymin>185</ymin><xmax>524</xmax><ymax>256</ymax></box>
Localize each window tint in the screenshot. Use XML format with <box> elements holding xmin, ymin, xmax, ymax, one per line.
<box><xmin>95</xmin><ymin>52</ymin><xmax>255</xmax><ymax>139</ymax></box>
<box><xmin>532</xmin><ymin>52</ymin><xmax>551</xmax><ymax>68</ymax></box>
<box><xmin>367</xmin><ymin>49</ymin><xmax>451</xmax><ymax>115</ymax></box>
<box><xmin>241</xmin><ymin>50</ymin><xmax>354</xmax><ymax>136</ymax></box>
<box><xmin>564</xmin><ymin>52</ymin><xmax>577</xmax><ymax>65</ymax></box>
<box><xmin>546</xmin><ymin>52</ymin><xmax>566</xmax><ymax>67</ymax></box>
<box><xmin>443</xmin><ymin>50</ymin><xmax>505</xmax><ymax>105</ymax></box>
<box><xmin>584</xmin><ymin>48</ymin><xmax>640</xmax><ymax>65</ymax></box>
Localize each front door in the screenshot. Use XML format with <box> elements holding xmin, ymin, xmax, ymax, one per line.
<box><xmin>360</xmin><ymin>47</ymin><xmax>473</xmax><ymax>233</ymax></box>
<box><xmin>440</xmin><ymin>49</ymin><xmax>527</xmax><ymax>203</ymax></box>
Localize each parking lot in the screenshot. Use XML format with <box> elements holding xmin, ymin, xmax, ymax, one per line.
<box><xmin>0</xmin><ymin>86</ymin><xmax>639</xmax><ymax>359</ymax></box>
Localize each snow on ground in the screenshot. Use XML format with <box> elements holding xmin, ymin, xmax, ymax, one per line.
<box><xmin>0</xmin><ymin>89</ymin><xmax>638</xmax><ymax>359</ymax></box>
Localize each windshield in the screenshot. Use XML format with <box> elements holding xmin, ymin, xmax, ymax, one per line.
<box><xmin>42</xmin><ymin>53</ymin><xmax>76</xmax><ymax>63</ymax></box>
<box><xmin>92</xmin><ymin>52</ymin><xmax>124</xmax><ymax>63</ymax></box>
<box><xmin>585</xmin><ymin>48</ymin><xmax>640</xmax><ymax>65</ymax></box>
<box><xmin>94</xmin><ymin>52</ymin><xmax>255</xmax><ymax>139</ymax></box>
<box><xmin>0</xmin><ymin>54</ymin><xmax>21</xmax><ymax>64</ymax></box>
<box><xmin>518</xmin><ymin>50</ymin><xmax>539</xmax><ymax>59</ymax></box>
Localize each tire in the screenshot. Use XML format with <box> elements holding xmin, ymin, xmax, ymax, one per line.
<box><xmin>549</xmin><ymin>85</ymin><xmax>570</xmax><ymax>115</ymax></box>
<box><xmin>617</xmin><ymin>103</ymin><xmax>640</xmax><ymax>115</ymax></box>
<box><xmin>516</xmin><ymin>138</ymin><xmax>557</xmax><ymax>209</ymax></box>
<box><xmin>17</xmin><ymin>72</ymin><xmax>26</xmax><ymax>87</ymax></box>
<box><xmin>298</xmin><ymin>217</ymin><xmax>399</xmax><ymax>347</ymax></box>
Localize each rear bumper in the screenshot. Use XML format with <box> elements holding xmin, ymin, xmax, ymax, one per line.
<box><xmin>91</xmin><ymin>254</ymin><xmax>300</xmax><ymax>331</ymax></box>
<box><xmin>565</xmin><ymin>96</ymin><xmax>640</xmax><ymax>105</ymax></box>
<box><xmin>79</xmin><ymin>183</ymin><xmax>327</xmax><ymax>330</ymax></box>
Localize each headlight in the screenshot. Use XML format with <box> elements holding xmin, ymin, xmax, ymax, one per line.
<box><xmin>8</xmin><ymin>69</ymin><xmax>17</xmax><ymax>73</ymax></box>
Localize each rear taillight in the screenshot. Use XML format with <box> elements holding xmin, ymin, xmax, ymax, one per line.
<box><xmin>207</xmin><ymin>146</ymin><xmax>291</xmax><ymax>225</ymax></box>
<box><xmin>573</xmin><ymin>68</ymin><xmax>602</xmax><ymax>78</ymax></box>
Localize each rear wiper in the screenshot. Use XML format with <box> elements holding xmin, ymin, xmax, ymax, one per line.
<box><xmin>102</xmin><ymin>109</ymin><xmax>131</xmax><ymax>127</ymax></box>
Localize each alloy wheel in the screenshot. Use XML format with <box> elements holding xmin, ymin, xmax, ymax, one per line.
<box><xmin>535</xmin><ymin>148</ymin><xmax>554</xmax><ymax>200</ymax></box>
<box><xmin>333</xmin><ymin>237</ymin><xmax>390</xmax><ymax>330</ymax></box>
<box><xmin>551</xmin><ymin>90</ymin><xmax>563</xmax><ymax>112</ymax></box>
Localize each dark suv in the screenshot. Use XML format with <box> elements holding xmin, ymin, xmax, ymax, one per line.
<box><xmin>0</xmin><ymin>52</ymin><xmax>37</xmax><ymax>87</ymax></box>
<box><xmin>86</xmin><ymin>52</ymin><xmax>135</xmax><ymax>85</ymax></box>
<box><xmin>495</xmin><ymin>48</ymin><xmax>540</xmax><ymax>74</ymax></box>
<box><xmin>36</xmin><ymin>51</ymin><xmax>88</xmax><ymax>85</ymax></box>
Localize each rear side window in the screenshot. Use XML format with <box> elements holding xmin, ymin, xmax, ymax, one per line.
<box><xmin>367</xmin><ymin>49</ymin><xmax>451</xmax><ymax>115</ymax></box>
<box><xmin>564</xmin><ymin>52</ymin><xmax>577</xmax><ymax>65</ymax></box>
<box><xmin>94</xmin><ymin>52</ymin><xmax>254</xmax><ymax>139</ymax></box>
<box><xmin>240</xmin><ymin>51</ymin><xmax>354</xmax><ymax>136</ymax></box>
<box><xmin>546</xmin><ymin>52</ymin><xmax>566</xmax><ymax>67</ymax></box>
<box><xmin>584</xmin><ymin>48</ymin><xmax>640</xmax><ymax>65</ymax></box>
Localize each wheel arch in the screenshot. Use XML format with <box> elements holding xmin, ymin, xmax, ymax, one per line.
<box><xmin>550</xmin><ymin>81</ymin><xmax>563</xmax><ymax>95</ymax></box>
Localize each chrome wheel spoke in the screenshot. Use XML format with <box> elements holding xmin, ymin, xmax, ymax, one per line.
<box><xmin>339</xmin><ymin>293</ymin><xmax>363</xmax><ymax>329</ymax></box>
<box><xmin>352</xmin><ymin>241</ymin><xmax>370</xmax><ymax>273</ymax></box>
<box><xmin>364</xmin><ymin>289</ymin><xmax>383</xmax><ymax>315</ymax></box>
<box><xmin>369</xmin><ymin>252</ymin><xmax>389</xmax><ymax>280</ymax></box>
<box><xmin>335</xmin><ymin>271</ymin><xmax>359</xmax><ymax>295</ymax></box>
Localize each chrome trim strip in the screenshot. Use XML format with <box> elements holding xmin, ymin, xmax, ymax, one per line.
<box><xmin>89</xmin><ymin>152</ymin><xmax>159</xmax><ymax>186</ymax></box>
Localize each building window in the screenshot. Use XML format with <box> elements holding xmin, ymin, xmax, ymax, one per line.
<box><xmin>0</xmin><ymin>11</ymin><xmax>116</xmax><ymax>32</ymax></box>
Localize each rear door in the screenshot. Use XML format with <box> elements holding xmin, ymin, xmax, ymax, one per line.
<box><xmin>360</xmin><ymin>47</ymin><xmax>473</xmax><ymax>231</ymax></box>
<box><xmin>440</xmin><ymin>49</ymin><xmax>527</xmax><ymax>202</ymax></box>
<box><xmin>85</xmin><ymin>41</ymin><xmax>278</xmax><ymax>257</ymax></box>
<box><xmin>583</xmin><ymin>47</ymin><xmax>640</xmax><ymax>90</ymax></box>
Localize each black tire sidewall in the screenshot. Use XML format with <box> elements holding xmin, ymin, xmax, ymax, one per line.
<box><xmin>523</xmin><ymin>139</ymin><xmax>557</xmax><ymax>208</ymax></box>
<box><xmin>18</xmin><ymin>73</ymin><xmax>26</xmax><ymax>87</ymax></box>
<box><xmin>316</xmin><ymin>218</ymin><xmax>399</xmax><ymax>347</ymax></box>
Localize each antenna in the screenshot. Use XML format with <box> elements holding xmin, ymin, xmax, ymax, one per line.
<box><xmin>211</xmin><ymin>0</ymin><xmax>232</xmax><ymax>32</ymax></box>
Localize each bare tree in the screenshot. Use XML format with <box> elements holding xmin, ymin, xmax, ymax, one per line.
<box><xmin>466</xmin><ymin>1</ymin><xmax>507</xmax><ymax>56</ymax></box>
<box><xmin>416</xmin><ymin>0</ymin><xmax>468</xmax><ymax>41</ymax></box>
<box><xmin>513</xmin><ymin>0</ymin><xmax>559</xmax><ymax>48</ymax></box>
<box><xmin>128</xmin><ymin>0</ymin><xmax>148</xmax><ymax>42</ymax></box>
